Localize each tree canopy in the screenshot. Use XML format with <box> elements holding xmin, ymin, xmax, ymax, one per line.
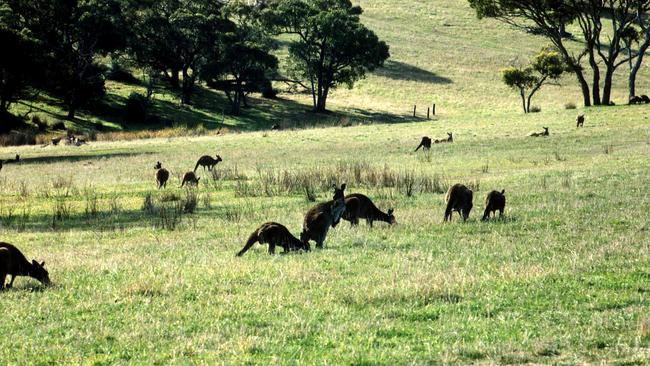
<box><xmin>264</xmin><ymin>0</ymin><xmax>389</xmax><ymax>112</ymax></box>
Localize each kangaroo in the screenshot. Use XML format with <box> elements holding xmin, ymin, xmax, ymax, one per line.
<box><xmin>642</xmin><ymin>95</ymin><xmax>650</xmax><ymax>104</ymax></box>
<box><xmin>300</xmin><ymin>183</ymin><xmax>347</xmax><ymax>249</ymax></box>
<box><xmin>194</xmin><ymin>155</ymin><xmax>222</xmax><ymax>172</ymax></box>
<box><xmin>436</xmin><ymin>132</ymin><xmax>453</xmax><ymax>143</ymax></box>
<box><xmin>342</xmin><ymin>193</ymin><xmax>395</xmax><ymax>227</ymax></box>
<box><xmin>180</xmin><ymin>171</ymin><xmax>200</xmax><ymax>187</ymax></box>
<box><xmin>576</xmin><ymin>114</ymin><xmax>585</xmax><ymax>128</ymax></box>
<box><xmin>0</xmin><ymin>242</ymin><xmax>50</xmax><ymax>290</ymax></box>
<box><xmin>271</xmin><ymin>124</ymin><xmax>281</xmax><ymax>130</ymax></box>
<box><xmin>482</xmin><ymin>189</ymin><xmax>506</xmax><ymax>221</ymax></box>
<box><xmin>415</xmin><ymin>136</ymin><xmax>432</xmax><ymax>151</ymax></box>
<box><xmin>444</xmin><ymin>183</ymin><xmax>473</xmax><ymax>222</ymax></box>
<box><xmin>529</xmin><ymin>127</ymin><xmax>549</xmax><ymax>137</ymax></box>
<box><xmin>236</xmin><ymin>222</ymin><xmax>309</xmax><ymax>256</ymax></box>
<box><xmin>154</xmin><ymin>162</ymin><xmax>170</xmax><ymax>189</ymax></box>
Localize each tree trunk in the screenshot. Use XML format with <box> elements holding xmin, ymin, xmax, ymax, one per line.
<box><xmin>170</xmin><ymin>68</ymin><xmax>180</xmax><ymax>89</ymax></box>
<box><xmin>629</xmin><ymin>36</ymin><xmax>650</xmax><ymax>99</ymax></box>
<box><xmin>554</xmin><ymin>39</ymin><xmax>591</xmax><ymax>106</ymax></box>
<box><xmin>601</xmin><ymin>65</ymin><xmax>615</xmax><ymax>105</ymax></box>
<box><xmin>520</xmin><ymin>89</ymin><xmax>527</xmax><ymax>113</ymax></box>
<box><xmin>588</xmin><ymin>47</ymin><xmax>601</xmax><ymax>105</ymax></box>
<box><xmin>181</xmin><ymin>68</ymin><xmax>192</xmax><ymax>105</ymax></box>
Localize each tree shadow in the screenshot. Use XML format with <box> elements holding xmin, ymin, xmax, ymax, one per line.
<box><xmin>373</xmin><ymin>60</ymin><xmax>453</xmax><ymax>84</ymax></box>
<box><xmin>18</xmin><ymin>152</ymin><xmax>154</xmax><ymax>165</ymax></box>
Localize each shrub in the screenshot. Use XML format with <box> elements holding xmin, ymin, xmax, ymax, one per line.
<box><xmin>564</xmin><ymin>102</ymin><xmax>576</xmax><ymax>110</ymax></box>
<box><xmin>106</xmin><ymin>62</ymin><xmax>139</xmax><ymax>84</ymax></box>
<box><xmin>0</xmin><ymin>130</ymin><xmax>36</xmax><ymax>146</ymax></box>
<box><xmin>125</xmin><ymin>92</ymin><xmax>149</xmax><ymax>123</ymax></box>
<box><xmin>529</xmin><ymin>105</ymin><xmax>542</xmax><ymax>113</ymax></box>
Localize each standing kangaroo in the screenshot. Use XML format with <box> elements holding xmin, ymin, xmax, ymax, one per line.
<box><xmin>154</xmin><ymin>161</ymin><xmax>170</xmax><ymax>189</ymax></box>
<box><xmin>180</xmin><ymin>171</ymin><xmax>200</xmax><ymax>187</ymax></box>
<box><xmin>301</xmin><ymin>183</ymin><xmax>347</xmax><ymax>249</ymax></box>
<box><xmin>236</xmin><ymin>222</ymin><xmax>309</xmax><ymax>256</ymax></box>
<box><xmin>444</xmin><ymin>183</ymin><xmax>473</xmax><ymax>222</ymax></box>
<box><xmin>343</xmin><ymin>193</ymin><xmax>396</xmax><ymax>227</ymax></box>
<box><xmin>0</xmin><ymin>242</ymin><xmax>50</xmax><ymax>290</ymax></box>
<box><xmin>576</xmin><ymin>114</ymin><xmax>585</xmax><ymax>128</ymax></box>
<box><xmin>194</xmin><ymin>155</ymin><xmax>222</xmax><ymax>172</ymax></box>
<box><xmin>482</xmin><ymin>189</ymin><xmax>506</xmax><ymax>221</ymax></box>
<box><xmin>415</xmin><ymin>137</ymin><xmax>432</xmax><ymax>151</ymax></box>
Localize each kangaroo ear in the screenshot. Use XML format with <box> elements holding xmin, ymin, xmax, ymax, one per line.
<box><xmin>41</xmin><ymin>261</ymin><xmax>45</xmax><ymax>267</ymax></box>
<box><xmin>32</xmin><ymin>259</ymin><xmax>39</xmax><ymax>267</ymax></box>
<box><xmin>501</xmin><ymin>189</ymin><xmax>505</xmax><ymax>194</ymax></box>
<box><xmin>388</xmin><ymin>208</ymin><xmax>394</xmax><ymax>215</ymax></box>
<box><xmin>341</xmin><ymin>183</ymin><xmax>346</xmax><ymax>191</ymax></box>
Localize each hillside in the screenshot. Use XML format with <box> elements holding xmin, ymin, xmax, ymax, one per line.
<box><xmin>8</xmin><ymin>0</ymin><xmax>650</xmax><ymax>135</ymax></box>
<box><xmin>1</xmin><ymin>1</ymin><xmax>649</xmax><ymax>364</ymax></box>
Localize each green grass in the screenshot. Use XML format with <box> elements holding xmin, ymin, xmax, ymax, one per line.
<box><xmin>2</xmin><ymin>0</ymin><xmax>650</xmax><ymax>364</ymax></box>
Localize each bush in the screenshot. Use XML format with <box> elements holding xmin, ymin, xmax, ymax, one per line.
<box><xmin>106</xmin><ymin>62</ymin><xmax>139</xmax><ymax>84</ymax></box>
<box><xmin>529</xmin><ymin>105</ymin><xmax>542</xmax><ymax>113</ymax></box>
<box><xmin>125</xmin><ymin>92</ymin><xmax>149</xmax><ymax>123</ymax></box>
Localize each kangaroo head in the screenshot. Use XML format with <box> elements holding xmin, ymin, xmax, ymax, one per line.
<box><xmin>154</xmin><ymin>161</ymin><xmax>162</xmax><ymax>169</ymax></box>
<box><xmin>447</xmin><ymin>132</ymin><xmax>453</xmax><ymax>139</ymax></box>
<box><xmin>332</xmin><ymin>183</ymin><xmax>346</xmax><ymax>201</ymax></box>
<box><xmin>216</xmin><ymin>155</ymin><xmax>222</xmax><ymax>162</ymax></box>
<box><xmin>543</xmin><ymin>127</ymin><xmax>549</xmax><ymax>132</ymax></box>
<box><xmin>387</xmin><ymin>208</ymin><xmax>396</xmax><ymax>224</ymax></box>
<box><xmin>30</xmin><ymin>260</ymin><xmax>51</xmax><ymax>286</ymax></box>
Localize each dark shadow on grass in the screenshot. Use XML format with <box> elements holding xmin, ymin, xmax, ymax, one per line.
<box><xmin>373</xmin><ymin>60</ymin><xmax>453</xmax><ymax>84</ymax></box>
<box><xmin>18</xmin><ymin>152</ymin><xmax>153</xmax><ymax>165</ymax></box>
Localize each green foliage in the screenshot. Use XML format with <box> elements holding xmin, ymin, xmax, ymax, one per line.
<box><xmin>265</xmin><ymin>0</ymin><xmax>389</xmax><ymax>112</ymax></box>
<box><xmin>202</xmin><ymin>1</ymin><xmax>279</xmax><ymax>115</ymax></box>
<box><xmin>127</xmin><ymin>0</ymin><xmax>232</xmax><ymax>105</ymax></box>
<box><xmin>4</xmin><ymin>0</ymin><xmax>128</xmax><ymax>118</ymax></box>
<box><xmin>502</xmin><ymin>48</ymin><xmax>567</xmax><ymax>113</ymax></box>
<box><xmin>0</xmin><ymin>26</ymin><xmax>40</xmax><ymax>112</ymax></box>
<box><xmin>124</xmin><ymin>92</ymin><xmax>149</xmax><ymax>123</ymax></box>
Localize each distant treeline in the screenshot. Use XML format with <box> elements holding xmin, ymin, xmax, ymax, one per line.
<box><xmin>0</xmin><ymin>0</ymin><xmax>389</xmax><ymax>126</ymax></box>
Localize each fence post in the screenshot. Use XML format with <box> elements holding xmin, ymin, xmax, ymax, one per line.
<box><xmin>427</xmin><ymin>107</ymin><xmax>430</xmax><ymax>119</ymax></box>
<box><xmin>413</xmin><ymin>105</ymin><xmax>417</xmax><ymax>117</ymax></box>
<box><xmin>432</xmin><ymin>104</ymin><xmax>436</xmax><ymax>115</ymax></box>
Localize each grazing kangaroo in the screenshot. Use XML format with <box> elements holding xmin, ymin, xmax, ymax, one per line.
<box><xmin>641</xmin><ymin>95</ymin><xmax>650</xmax><ymax>103</ymax></box>
<box><xmin>301</xmin><ymin>184</ymin><xmax>347</xmax><ymax>249</ymax></box>
<box><xmin>180</xmin><ymin>171</ymin><xmax>200</xmax><ymax>187</ymax></box>
<box><xmin>482</xmin><ymin>189</ymin><xmax>506</xmax><ymax>221</ymax></box>
<box><xmin>415</xmin><ymin>136</ymin><xmax>432</xmax><ymax>151</ymax></box>
<box><xmin>0</xmin><ymin>242</ymin><xmax>50</xmax><ymax>290</ymax></box>
<box><xmin>342</xmin><ymin>193</ymin><xmax>396</xmax><ymax>227</ymax></box>
<box><xmin>236</xmin><ymin>222</ymin><xmax>309</xmax><ymax>256</ymax></box>
<box><xmin>154</xmin><ymin>161</ymin><xmax>170</xmax><ymax>189</ymax></box>
<box><xmin>444</xmin><ymin>183</ymin><xmax>473</xmax><ymax>222</ymax></box>
<box><xmin>576</xmin><ymin>114</ymin><xmax>585</xmax><ymax>128</ymax></box>
<box><xmin>529</xmin><ymin>127</ymin><xmax>549</xmax><ymax>137</ymax></box>
<box><xmin>194</xmin><ymin>155</ymin><xmax>222</xmax><ymax>172</ymax></box>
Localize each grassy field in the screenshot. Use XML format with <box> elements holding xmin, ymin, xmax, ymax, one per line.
<box><xmin>2</xmin><ymin>0</ymin><xmax>650</xmax><ymax>364</ymax></box>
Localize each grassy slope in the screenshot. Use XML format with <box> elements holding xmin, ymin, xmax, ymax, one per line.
<box><xmin>1</xmin><ymin>0</ymin><xmax>650</xmax><ymax>364</ymax></box>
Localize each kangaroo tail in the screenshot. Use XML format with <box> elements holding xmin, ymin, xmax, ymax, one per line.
<box><xmin>415</xmin><ymin>142</ymin><xmax>423</xmax><ymax>152</ymax></box>
<box><xmin>236</xmin><ymin>230</ymin><xmax>259</xmax><ymax>257</ymax></box>
<box><xmin>194</xmin><ymin>161</ymin><xmax>200</xmax><ymax>172</ymax></box>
